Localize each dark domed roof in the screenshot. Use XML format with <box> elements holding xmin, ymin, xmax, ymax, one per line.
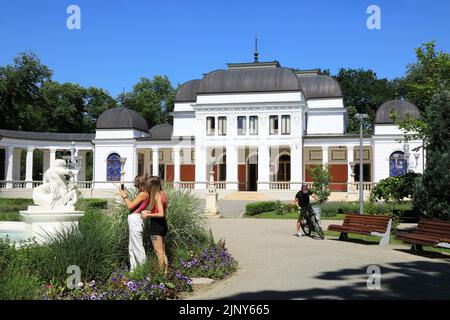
<box><xmin>296</xmin><ymin>75</ymin><xmax>342</xmax><ymax>99</ymax></box>
<box><xmin>197</xmin><ymin>67</ymin><xmax>301</xmax><ymax>94</ymax></box>
<box><xmin>149</xmin><ymin>123</ymin><xmax>173</xmax><ymax>140</ymax></box>
<box><xmin>96</xmin><ymin>108</ymin><xmax>149</xmax><ymax>131</ymax></box>
<box><xmin>175</xmin><ymin>80</ymin><xmax>201</xmax><ymax>102</ymax></box>
<box><xmin>375</xmin><ymin>100</ymin><xmax>420</xmax><ymax>124</ymax></box>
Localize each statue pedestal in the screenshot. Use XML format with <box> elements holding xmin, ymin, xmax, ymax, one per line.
<box><xmin>20</xmin><ymin>206</ymin><xmax>85</xmax><ymax>244</ymax></box>
<box><xmin>203</xmin><ymin>170</ymin><xmax>220</xmax><ymax>217</ymax></box>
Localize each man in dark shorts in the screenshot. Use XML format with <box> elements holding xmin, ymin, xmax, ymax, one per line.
<box><xmin>294</xmin><ymin>184</ymin><xmax>318</xmax><ymax>237</ymax></box>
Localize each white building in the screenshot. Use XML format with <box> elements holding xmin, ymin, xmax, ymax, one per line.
<box><xmin>0</xmin><ymin>60</ymin><xmax>424</xmax><ymax>199</ymax></box>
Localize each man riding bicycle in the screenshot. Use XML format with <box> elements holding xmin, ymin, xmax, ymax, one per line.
<box><xmin>294</xmin><ymin>184</ymin><xmax>318</xmax><ymax>237</ymax></box>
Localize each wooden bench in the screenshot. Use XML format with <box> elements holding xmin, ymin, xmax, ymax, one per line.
<box><xmin>396</xmin><ymin>219</ymin><xmax>450</xmax><ymax>250</ymax></box>
<box><xmin>328</xmin><ymin>214</ymin><xmax>392</xmax><ymax>246</ymax></box>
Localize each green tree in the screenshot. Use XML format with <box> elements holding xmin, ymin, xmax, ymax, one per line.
<box><xmin>332</xmin><ymin>68</ymin><xmax>397</xmax><ymax>133</ymax></box>
<box><xmin>0</xmin><ymin>52</ymin><xmax>52</xmax><ymax>131</ymax></box>
<box><xmin>307</xmin><ymin>165</ymin><xmax>331</xmax><ymax>204</ymax></box>
<box><xmin>119</xmin><ymin>76</ymin><xmax>176</xmax><ymax>128</ymax></box>
<box><xmin>398</xmin><ymin>41</ymin><xmax>450</xmax><ymax>112</ymax></box>
<box><xmin>412</xmin><ymin>90</ymin><xmax>450</xmax><ymax>219</ymax></box>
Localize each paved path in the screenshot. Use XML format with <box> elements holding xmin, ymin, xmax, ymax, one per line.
<box><xmin>197</xmin><ymin>200</ymin><xmax>253</xmax><ymax>218</ymax></box>
<box><xmin>188</xmin><ymin>219</ymin><xmax>450</xmax><ymax>300</ymax></box>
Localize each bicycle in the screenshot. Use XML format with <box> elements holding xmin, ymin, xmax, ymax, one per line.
<box><xmin>299</xmin><ymin>204</ymin><xmax>325</xmax><ymax>239</ymax></box>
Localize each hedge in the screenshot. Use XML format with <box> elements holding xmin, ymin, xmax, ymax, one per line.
<box><xmin>245</xmin><ymin>201</ymin><xmax>278</xmax><ymax>216</ymax></box>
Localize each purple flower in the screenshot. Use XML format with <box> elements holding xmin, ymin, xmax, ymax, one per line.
<box><xmin>159</xmin><ymin>283</ymin><xmax>165</xmax><ymax>290</ymax></box>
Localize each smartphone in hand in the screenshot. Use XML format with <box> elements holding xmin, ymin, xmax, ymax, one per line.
<box><xmin>121</xmin><ymin>184</ymin><xmax>125</xmax><ymax>191</ymax></box>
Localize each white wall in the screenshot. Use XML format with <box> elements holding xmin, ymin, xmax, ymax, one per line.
<box><xmin>172</xmin><ymin>112</ymin><xmax>196</xmax><ymax>136</ymax></box>
<box><xmin>95</xmin><ymin>129</ymin><xmax>149</xmax><ymax>140</ymax></box>
<box><xmin>93</xmin><ymin>143</ymin><xmax>136</xmax><ymax>189</ymax></box>
<box><xmin>307</xmin><ymin>113</ymin><xmax>346</xmax><ymax>134</ymax></box>
<box><xmin>374</xmin><ymin>124</ymin><xmax>404</xmax><ymax>135</ymax></box>
<box><xmin>373</xmin><ymin>138</ymin><xmax>424</xmax><ymax>182</ymax></box>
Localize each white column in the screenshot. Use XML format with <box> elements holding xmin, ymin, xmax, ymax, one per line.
<box><xmin>195</xmin><ymin>144</ymin><xmax>207</xmax><ymax>190</ymax></box>
<box><xmin>13</xmin><ymin>149</ymin><xmax>22</xmax><ymax>181</ymax></box>
<box><xmin>42</xmin><ymin>150</ymin><xmax>50</xmax><ymax>174</ymax></box>
<box><xmin>347</xmin><ymin>146</ymin><xmax>354</xmax><ymax>183</ymax></box>
<box><xmin>49</xmin><ymin>148</ymin><xmax>57</xmax><ymax>166</ymax></box>
<box><xmin>25</xmin><ymin>147</ymin><xmax>34</xmax><ymax>188</ymax></box>
<box><xmin>133</xmin><ymin>147</ymin><xmax>138</xmax><ymax>178</ymax></box>
<box><xmin>173</xmin><ymin>146</ymin><xmax>181</xmax><ymax>187</ymax></box>
<box><xmin>78</xmin><ymin>150</ymin><xmax>87</xmax><ymax>181</ymax></box>
<box><xmin>323</xmin><ymin>146</ymin><xmax>329</xmax><ymax>165</ymax></box>
<box><xmin>5</xmin><ymin>146</ymin><xmax>14</xmax><ymax>189</ymax></box>
<box><xmin>226</xmin><ymin>144</ymin><xmax>238</xmax><ymax>190</ymax></box>
<box><xmin>152</xmin><ymin>147</ymin><xmax>159</xmax><ymax>177</ymax></box>
<box><xmin>290</xmin><ymin>143</ymin><xmax>303</xmax><ymax>189</ymax></box>
<box><xmin>143</xmin><ymin>149</ymin><xmax>151</xmax><ymax>175</ymax></box>
<box><xmin>257</xmin><ymin>145</ymin><xmax>270</xmax><ymax>190</ymax></box>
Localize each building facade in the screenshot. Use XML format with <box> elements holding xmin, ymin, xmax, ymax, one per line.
<box><xmin>0</xmin><ymin>60</ymin><xmax>424</xmax><ymax>199</ymax></box>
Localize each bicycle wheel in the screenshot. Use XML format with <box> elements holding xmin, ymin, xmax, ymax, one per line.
<box><xmin>313</xmin><ymin>216</ymin><xmax>325</xmax><ymax>239</ymax></box>
<box><xmin>300</xmin><ymin>217</ymin><xmax>311</xmax><ymax>236</ymax></box>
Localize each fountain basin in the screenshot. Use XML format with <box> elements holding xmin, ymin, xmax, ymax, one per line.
<box><xmin>19</xmin><ymin>206</ymin><xmax>84</xmax><ymax>243</ymax></box>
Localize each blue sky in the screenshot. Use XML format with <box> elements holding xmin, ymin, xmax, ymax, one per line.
<box><xmin>1</xmin><ymin>0</ymin><xmax>449</xmax><ymax>97</ymax></box>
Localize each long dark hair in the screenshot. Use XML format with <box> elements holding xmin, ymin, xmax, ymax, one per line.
<box><xmin>146</xmin><ymin>175</ymin><xmax>163</xmax><ymax>211</ymax></box>
<box><xmin>134</xmin><ymin>174</ymin><xmax>149</xmax><ymax>193</ymax></box>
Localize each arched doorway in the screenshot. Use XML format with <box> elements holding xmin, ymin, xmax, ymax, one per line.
<box><xmin>389</xmin><ymin>151</ymin><xmax>406</xmax><ymax>177</ymax></box>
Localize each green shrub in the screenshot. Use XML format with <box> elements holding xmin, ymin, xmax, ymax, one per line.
<box><xmin>369</xmin><ymin>172</ymin><xmax>421</xmax><ymax>204</ymax></box>
<box><xmin>274</xmin><ymin>201</ymin><xmax>297</xmax><ymax>215</ymax></box>
<box><xmin>319</xmin><ymin>202</ymin><xmax>360</xmax><ymax>216</ymax></box>
<box><xmin>29</xmin><ymin>208</ymin><xmax>129</xmax><ymax>284</ymax></box>
<box><xmin>245</xmin><ymin>201</ymin><xmax>278</xmax><ymax>216</ymax></box>
<box><xmin>76</xmin><ymin>198</ymin><xmax>108</xmax><ymax>211</ymax></box>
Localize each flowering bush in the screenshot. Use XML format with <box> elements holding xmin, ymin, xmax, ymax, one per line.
<box><xmin>175</xmin><ymin>240</ymin><xmax>238</xmax><ymax>280</ymax></box>
<box><xmin>43</xmin><ymin>269</ymin><xmax>192</xmax><ymax>300</ymax></box>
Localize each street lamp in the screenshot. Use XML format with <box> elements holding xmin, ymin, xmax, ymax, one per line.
<box><xmin>119</xmin><ymin>157</ymin><xmax>127</xmax><ymax>190</ymax></box>
<box><xmin>355</xmin><ymin>113</ymin><xmax>369</xmax><ymax>214</ymax></box>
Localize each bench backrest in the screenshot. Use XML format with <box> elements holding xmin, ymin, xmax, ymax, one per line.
<box><xmin>416</xmin><ymin>219</ymin><xmax>450</xmax><ymax>239</ymax></box>
<box><xmin>343</xmin><ymin>214</ymin><xmax>391</xmax><ymax>233</ymax></box>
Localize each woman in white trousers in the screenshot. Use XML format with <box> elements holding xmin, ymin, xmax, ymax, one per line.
<box><xmin>119</xmin><ymin>175</ymin><xmax>149</xmax><ymax>272</ymax></box>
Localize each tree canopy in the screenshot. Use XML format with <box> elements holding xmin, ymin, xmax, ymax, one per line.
<box><xmin>0</xmin><ymin>52</ymin><xmax>176</xmax><ymax>133</ymax></box>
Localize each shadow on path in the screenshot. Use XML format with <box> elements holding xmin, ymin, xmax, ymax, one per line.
<box><xmin>217</xmin><ymin>260</ymin><xmax>450</xmax><ymax>300</ymax></box>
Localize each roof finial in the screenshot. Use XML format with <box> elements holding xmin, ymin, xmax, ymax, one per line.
<box><xmin>254</xmin><ymin>34</ymin><xmax>259</xmax><ymax>63</ymax></box>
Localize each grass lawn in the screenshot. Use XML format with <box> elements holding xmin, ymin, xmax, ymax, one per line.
<box><xmin>0</xmin><ymin>198</ymin><xmax>34</xmax><ymax>221</ymax></box>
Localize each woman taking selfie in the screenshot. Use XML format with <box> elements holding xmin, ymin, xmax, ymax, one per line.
<box><xmin>119</xmin><ymin>174</ymin><xmax>149</xmax><ymax>272</ymax></box>
<box><xmin>141</xmin><ymin>176</ymin><xmax>168</xmax><ymax>273</ymax></box>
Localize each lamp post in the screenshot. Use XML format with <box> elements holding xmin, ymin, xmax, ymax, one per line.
<box><xmin>119</xmin><ymin>157</ymin><xmax>127</xmax><ymax>190</ymax></box>
<box><xmin>355</xmin><ymin>113</ymin><xmax>369</xmax><ymax>214</ymax></box>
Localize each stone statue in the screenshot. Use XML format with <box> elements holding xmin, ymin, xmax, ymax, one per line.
<box><xmin>32</xmin><ymin>159</ymin><xmax>78</xmax><ymax>208</ymax></box>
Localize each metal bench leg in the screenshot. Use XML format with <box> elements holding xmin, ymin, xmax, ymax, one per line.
<box><xmin>378</xmin><ymin>219</ymin><xmax>392</xmax><ymax>246</ymax></box>
<box><xmin>411</xmin><ymin>244</ymin><xmax>423</xmax><ymax>251</ymax></box>
<box><xmin>339</xmin><ymin>233</ymin><xmax>348</xmax><ymax>241</ymax></box>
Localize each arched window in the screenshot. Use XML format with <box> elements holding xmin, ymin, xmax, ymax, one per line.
<box><xmin>389</xmin><ymin>151</ymin><xmax>406</xmax><ymax>177</ymax></box>
<box><xmin>107</xmin><ymin>153</ymin><xmax>121</xmax><ymax>181</ymax></box>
